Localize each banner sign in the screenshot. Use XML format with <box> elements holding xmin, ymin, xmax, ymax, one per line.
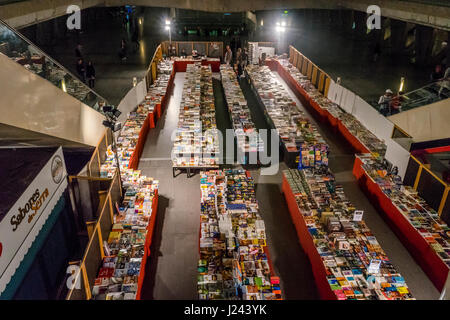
<box><xmin>0</xmin><ymin>147</ymin><xmax>67</xmax><ymax>294</ymax></box>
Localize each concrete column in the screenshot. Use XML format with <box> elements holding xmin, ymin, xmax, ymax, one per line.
<box><xmin>415</xmin><ymin>25</ymin><xmax>435</xmax><ymax>66</ymax></box>
<box><xmin>447</xmin><ymin>32</ymin><xmax>450</xmax><ymax>66</ymax></box>
<box><xmin>341</xmin><ymin>10</ymin><xmax>354</xmax><ymax>36</ymax></box>
<box><xmin>390</xmin><ymin>19</ymin><xmax>407</xmax><ymax>56</ymax></box>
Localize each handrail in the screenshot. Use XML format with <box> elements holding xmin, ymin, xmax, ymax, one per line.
<box><xmin>0</xmin><ymin>18</ymin><xmax>109</xmax><ymax>109</ymax></box>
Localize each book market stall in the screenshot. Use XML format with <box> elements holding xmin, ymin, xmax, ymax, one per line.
<box><xmin>82</xmin><ymin>61</ymin><xmax>177</xmax><ymax>300</ymax></box>
<box><xmin>245</xmin><ymin>64</ymin><xmax>328</xmax><ymax>168</ymax></box>
<box><xmin>265</xmin><ymin>57</ymin><xmax>386</xmax><ymax>156</ymax></box>
<box><xmin>353</xmin><ymin>154</ymin><xmax>450</xmax><ymax>291</ymax></box>
<box><xmin>125</xmin><ymin>60</ymin><xmax>174</xmax><ymax>170</ymax></box>
<box><xmin>172</xmin><ymin>56</ymin><xmax>221</xmax><ymax>73</ymax></box>
<box><xmin>172</xmin><ymin>63</ymin><xmax>220</xmax><ymax>177</ymax></box>
<box><xmin>282</xmin><ymin>168</ymin><xmax>414</xmax><ymax>300</ymax></box>
<box><xmin>220</xmin><ymin>65</ymin><xmax>263</xmax><ymax>164</ymax></box>
<box><xmin>198</xmin><ymin>169</ymin><xmax>282</xmax><ymax>300</ymax></box>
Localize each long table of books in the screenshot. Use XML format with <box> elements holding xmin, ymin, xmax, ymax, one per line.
<box><xmin>199</xmin><ymin>169</ymin><xmax>282</xmax><ymax>300</ymax></box>
<box><xmin>127</xmin><ymin>60</ymin><xmax>174</xmax><ymax>170</ymax></box>
<box><xmin>173</xmin><ymin>57</ymin><xmax>221</xmax><ymax>73</ymax></box>
<box><xmin>353</xmin><ymin>154</ymin><xmax>450</xmax><ymax>291</ymax></box>
<box><xmin>172</xmin><ymin>63</ymin><xmax>220</xmax><ymax>177</ymax></box>
<box><xmin>88</xmin><ymin>61</ymin><xmax>177</xmax><ymax>300</ymax></box>
<box><xmin>282</xmin><ymin>168</ymin><xmax>414</xmax><ymax>300</ymax></box>
<box><xmin>220</xmin><ymin>65</ymin><xmax>263</xmax><ymax>164</ymax></box>
<box><xmin>245</xmin><ymin>64</ymin><xmax>328</xmax><ymax>169</ymax></box>
<box><xmin>95</xmin><ymin>126</ymin><xmax>159</xmax><ymax>300</ymax></box>
<box><xmin>266</xmin><ymin>58</ymin><xmax>386</xmax><ymax>156</ymax></box>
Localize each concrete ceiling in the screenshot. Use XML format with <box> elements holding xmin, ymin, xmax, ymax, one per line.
<box><xmin>1</xmin><ymin>0</ymin><xmax>449</xmax><ymax>30</ymax></box>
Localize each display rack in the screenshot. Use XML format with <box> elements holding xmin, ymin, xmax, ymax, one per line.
<box><xmin>353</xmin><ymin>153</ymin><xmax>450</xmax><ymax>291</ymax></box>
<box><xmin>245</xmin><ymin>64</ymin><xmax>328</xmax><ymax>168</ymax></box>
<box><xmin>282</xmin><ymin>168</ymin><xmax>414</xmax><ymax>300</ymax></box>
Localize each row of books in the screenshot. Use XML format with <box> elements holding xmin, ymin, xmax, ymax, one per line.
<box><xmin>100</xmin><ymin>60</ymin><xmax>173</xmax><ymax>178</ymax></box>
<box><xmin>91</xmin><ymin>176</ymin><xmax>158</xmax><ymax>300</ymax></box>
<box><xmin>199</xmin><ymin>169</ymin><xmax>282</xmax><ymax>300</ymax></box>
<box><xmin>89</xmin><ymin>61</ymin><xmax>173</xmax><ymax>300</ymax></box>
<box><xmin>283</xmin><ymin>168</ymin><xmax>414</xmax><ymax>300</ymax></box>
<box><xmin>172</xmin><ymin>63</ymin><xmax>220</xmax><ymax>168</ymax></box>
<box><xmin>245</xmin><ymin>64</ymin><xmax>328</xmax><ymax>164</ymax></box>
<box><xmin>277</xmin><ymin>58</ymin><xmax>387</xmax><ymax>156</ymax></box>
<box><xmin>220</xmin><ymin>65</ymin><xmax>264</xmax><ymax>153</ymax></box>
<box><xmin>357</xmin><ymin>153</ymin><xmax>450</xmax><ymax>267</ymax></box>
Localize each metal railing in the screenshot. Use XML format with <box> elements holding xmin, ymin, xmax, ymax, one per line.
<box><xmin>399</xmin><ymin>80</ymin><xmax>450</xmax><ymax>112</ymax></box>
<box><xmin>0</xmin><ymin>19</ymin><xmax>108</xmax><ymax>111</ymax></box>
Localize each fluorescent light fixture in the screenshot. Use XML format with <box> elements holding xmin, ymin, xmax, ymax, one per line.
<box><xmin>165</xmin><ymin>26</ymin><xmax>170</xmax><ymax>31</ymax></box>
<box><xmin>281</xmin><ymin>21</ymin><xmax>286</xmax><ymax>27</ymax></box>
<box><xmin>399</xmin><ymin>77</ymin><xmax>405</xmax><ymax>92</ymax></box>
<box><xmin>165</xmin><ymin>19</ymin><xmax>170</xmax><ymax>25</ymax></box>
<box><xmin>261</xmin><ymin>19</ymin><xmax>263</xmax><ymax>26</ymax></box>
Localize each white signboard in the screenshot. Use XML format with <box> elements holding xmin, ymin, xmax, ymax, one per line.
<box><xmin>0</xmin><ymin>147</ymin><xmax>67</xmax><ymax>294</ymax></box>
<box><xmin>353</xmin><ymin>210</ymin><xmax>364</xmax><ymax>222</ymax></box>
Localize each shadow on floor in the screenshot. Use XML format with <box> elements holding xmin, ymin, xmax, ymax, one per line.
<box><xmin>140</xmin><ymin>195</ymin><xmax>170</xmax><ymax>300</ymax></box>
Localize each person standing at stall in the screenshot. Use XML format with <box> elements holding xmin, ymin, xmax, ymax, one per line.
<box><xmin>224</xmin><ymin>45</ymin><xmax>232</xmax><ymax>65</ymax></box>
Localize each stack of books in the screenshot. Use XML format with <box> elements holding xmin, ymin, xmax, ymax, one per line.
<box><xmin>277</xmin><ymin>58</ymin><xmax>386</xmax><ymax>155</ymax></box>
<box><xmin>220</xmin><ymin>65</ymin><xmax>263</xmax><ymax>154</ymax></box>
<box><xmin>199</xmin><ymin>169</ymin><xmax>282</xmax><ymax>300</ymax></box>
<box><xmin>358</xmin><ymin>154</ymin><xmax>450</xmax><ymax>266</ymax></box>
<box><xmin>284</xmin><ymin>168</ymin><xmax>414</xmax><ymax>300</ymax></box>
<box><xmin>246</xmin><ymin>64</ymin><xmax>328</xmax><ymax>158</ymax></box>
<box><xmin>172</xmin><ymin>63</ymin><xmax>220</xmax><ymax>167</ymax></box>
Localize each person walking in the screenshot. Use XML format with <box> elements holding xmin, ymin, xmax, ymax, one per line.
<box><xmin>224</xmin><ymin>45</ymin><xmax>232</xmax><ymax>65</ymax></box>
<box><xmin>86</xmin><ymin>61</ymin><xmax>96</xmax><ymax>89</ymax></box>
<box><xmin>76</xmin><ymin>58</ymin><xmax>86</xmax><ymax>83</ymax></box>
<box><xmin>119</xmin><ymin>38</ymin><xmax>128</xmax><ymax>61</ymax></box>
<box><xmin>75</xmin><ymin>44</ymin><xmax>83</xmax><ymax>59</ymax></box>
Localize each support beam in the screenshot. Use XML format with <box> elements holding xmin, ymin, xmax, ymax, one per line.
<box><xmin>1</xmin><ymin>0</ymin><xmax>449</xmax><ymax>31</ymax></box>
<box><xmin>391</xmin><ymin>19</ymin><xmax>407</xmax><ymax>56</ymax></box>
<box><xmin>415</xmin><ymin>25</ymin><xmax>435</xmax><ymax>66</ymax></box>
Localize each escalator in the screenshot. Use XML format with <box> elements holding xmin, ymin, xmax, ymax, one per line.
<box><xmin>0</xmin><ymin>19</ymin><xmax>107</xmax><ymax>110</ymax></box>
<box><xmin>0</xmin><ymin>18</ymin><xmax>107</xmax><ymax>148</ymax></box>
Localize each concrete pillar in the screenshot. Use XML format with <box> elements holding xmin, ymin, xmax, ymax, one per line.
<box><xmin>390</xmin><ymin>19</ymin><xmax>407</xmax><ymax>56</ymax></box>
<box><xmin>341</xmin><ymin>10</ymin><xmax>354</xmax><ymax>36</ymax></box>
<box><xmin>447</xmin><ymin>32</ymin><xmax>450</xmax><ymax>66</ymax></box>
<box><xmin>415</xmin><ymin>25</ymin><xmax>435</xmax><ymax>66</ymax></box>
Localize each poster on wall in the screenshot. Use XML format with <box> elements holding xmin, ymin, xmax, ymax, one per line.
<box><xmin>0</xmin><ymin>147</ymin><xmax>68</xmax><ymax>294</ymax></box>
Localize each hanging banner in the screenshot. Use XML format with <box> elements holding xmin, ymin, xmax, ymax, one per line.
<box><xmin>0</xmin><ymin>147</ymin><xmax>67</xmax><ymax>294</ymax></box>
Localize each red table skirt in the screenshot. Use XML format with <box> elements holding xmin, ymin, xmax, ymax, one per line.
<box><xmin>128</xmin><ymin>68</ymin><xmax>175</xmax><ymax>170</ymax></box>
<box><xmin>336</xmin><ymin>121</ymin><xmax>370</xmax><ymax>154</ymax></box>
<box><xmin>174</xmin><ymin>59</ymin><xmax>220</xmax><ymax>73</ymax></box>
<box><xmin>281</xmin><ymin>174</ymin><xmax>337</xmax><ymax>300</ymax></box>
<box><xmin>136</xmin><ymin>189</ymin><xmax>159</xmax><ymax>300</ymax></box>
<box><xmin>128</xmin><ymin>111</ymin><xmax>155</xmax><ymax>170</ymax></box>
<box><xmin>352</xmin><ymin>157</ymin><xmax>449</xmax><ymax>291</ymax></box>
